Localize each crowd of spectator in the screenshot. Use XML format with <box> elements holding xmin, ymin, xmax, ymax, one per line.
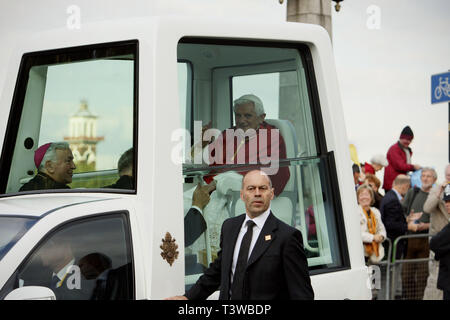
<box><xmin>354</xmin><ymin>126</ymin><xmax>450</xmax><ymax>300</ymax></box>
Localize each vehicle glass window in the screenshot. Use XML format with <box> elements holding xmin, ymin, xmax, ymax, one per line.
<box><xmin>0</xmin><ymin>42</ymin><xmax>137</xmax><ymax>194</ymax></box>
<box><xmin>178</xmin><ymin>40</ymin><xmax>347</xmax><ymax>289</ymax></box>
<box><xmin>0</xmin><ymin>217</ymin><xmax>37</xmax><ymax>261</ymax></box>
<box><xmin>178</xmin><ymin>62</ymin><xmax>191</xmax><ymax>130</ymax></box>
<box><xmin>232</xmin><ymin>70</ymin><xmax>317</xmax><ymax>157</ymax></box>
<box><xmin>177</xmin><ymin>62</ymin><xmax>192</xmax><ymax>164</ymax></box>
<box><xmin>1</xmin><ymin>213</ymin><xmax>134</xmax><ymax>300</ymax></box>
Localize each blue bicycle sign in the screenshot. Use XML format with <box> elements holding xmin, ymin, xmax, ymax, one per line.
<box><xmin>431</xmin><ymin>72</ymin><xmax>450</xmax><ymax>104</ymax></box>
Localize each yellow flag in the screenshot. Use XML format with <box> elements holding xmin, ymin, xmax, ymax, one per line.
<box><xmin>349</xmin><ymin>144</ymin><xmax>360</xmax><ymax>166</ymax></box>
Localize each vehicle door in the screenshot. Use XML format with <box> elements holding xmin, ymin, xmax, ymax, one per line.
<box><xmin>0</xmin><ymin>198</ymin><xmax>145</xmax><ymax>300</ymax></box>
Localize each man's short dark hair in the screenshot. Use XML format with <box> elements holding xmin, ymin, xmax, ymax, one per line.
<box><xmin>352</xmin><ymin>164</ymin><xmax>360</xmax><ymax>174</ymax></box>
<box><xmin>118</xmin><ymin>148</ymin><xmax>133</xmax><ymax>174</ymax></box>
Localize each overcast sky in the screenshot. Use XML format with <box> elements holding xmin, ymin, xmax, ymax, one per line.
<box><xmin>332</xmin><ymin>0</ymin><xmax>450</xmax><ymax>184</ymax></box>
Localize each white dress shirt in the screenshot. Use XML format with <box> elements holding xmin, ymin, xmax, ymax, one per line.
<box><xmin>392</xmin><ymin>188</ymin><xmax>403</xmax><ymax>201</ymax></box>
<box><xmin>230</xmin><ymin>208</ymin><xmax>271</xmax><ymax>285</ymax></box>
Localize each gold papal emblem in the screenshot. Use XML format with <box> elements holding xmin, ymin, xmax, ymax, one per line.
<box><xmin>160</xmin><ymin>232</ymin><xmax>179</xmax><ymax>266</ymax></box>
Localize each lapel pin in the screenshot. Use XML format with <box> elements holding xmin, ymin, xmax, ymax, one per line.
<box><xmin>265</xmin><ymin>235</ymin><xmax>271</xmax><ymax>241</ymax></box>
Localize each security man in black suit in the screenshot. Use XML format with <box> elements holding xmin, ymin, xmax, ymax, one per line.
<box><xmin>380</xmin><ymin>174</ymin><xmax>421</xmax><ymax>259</ymax></box>
<box><xmin>167</xmin><ymin>169</ymin><xmax>314</xmax><ymax>300</ymax></box>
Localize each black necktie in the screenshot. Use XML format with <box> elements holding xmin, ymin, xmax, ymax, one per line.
<box><xmin>231</xmin><ymin>220</ymin><xmax>256</xmax><ymax>300</ymax></box>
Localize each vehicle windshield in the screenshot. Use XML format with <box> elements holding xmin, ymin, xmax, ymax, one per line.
<box><xmin>0</xmin><ymin>217</ymin><xmax>37</xmax><ymax>261</ymax></box>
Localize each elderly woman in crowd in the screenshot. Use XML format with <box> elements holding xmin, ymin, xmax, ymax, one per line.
<box><xmin>363</xmin><ymin>154</ymin><xmax>388</xmax><ymax>175</ymax></box>
<box><xmin>364</xmin><ymin>173</ymin><xmax>383</xmax><ymax>209</ymax></box>
<box><xmin>357</xmin><ymin>184</ymin><xmax>387</xmax><ymax>264</ymax></box>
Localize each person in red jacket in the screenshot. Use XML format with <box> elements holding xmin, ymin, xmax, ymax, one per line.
<box><xmin>383</xmin><ymin>126</ymin><xmax>421</xmax><ymax>192</ymax></box>
<box><xmin>203</xmin><ymin>94</ymin><xmax>290</xmax><ymax>196</ymax></box>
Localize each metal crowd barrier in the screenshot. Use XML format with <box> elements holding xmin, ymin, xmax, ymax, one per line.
<box><xmin>367</xmin><ymin>238</ymin><xmax>391</xmax><ymax>300</ymax></box>
<box><xmin>367</xmin><ymin>233</ymin><xmax>433</xmax><ymax>300</ymax></box>
<box><xmin>390</xmin><ymin>233</ymin><xmax>432</xmax><ymax>300</ymax></box>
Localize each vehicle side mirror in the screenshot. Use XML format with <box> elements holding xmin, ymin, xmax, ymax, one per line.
<box><xmin>4</xmin><ymin>286</ymin><xmax>56</xmax><ymax>300</ymax></box>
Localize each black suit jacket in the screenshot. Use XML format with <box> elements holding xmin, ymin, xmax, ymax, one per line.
<box><xmin>184</xmin><ymin>208</ymin><xmax>207</xmax><ymax>247</ymax></box>
<box><xmin>91</xmin><ymin>263</ymin><xmax>133</xmax><ymax>300</ymax></box>
<box><xmin>20</xmin><ymin>260</ymin><xmax>89</xmax><ymax>300</ymax></box>
<box><xmin>185</xmin><ymin>212</ymin><xmax>314</xmax><ymax>300</ymax></box>
<box><xmin>52</xmin><ymin>264</ymin><xmax>91</xmax><ymax>300</ymax></box>
<box><xmin>380</xmin><ymin>190</ymin><xmax>407</xmax><ymax>242</ymax></box>
<box><xmin>430</xmin><ymin>222</ymin><xmax>450</xmax><ymax>291</ymax></box>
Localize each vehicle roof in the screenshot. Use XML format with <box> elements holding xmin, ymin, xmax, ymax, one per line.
<box><xmin>0</xmin><ymin>1</ymin><xmax>286</xmax><ymax>34</ymax></box>
<box><xmin>0</xmin><ymin>194</ymin><xmax>118</xmax><ymax>218</ymax></box>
